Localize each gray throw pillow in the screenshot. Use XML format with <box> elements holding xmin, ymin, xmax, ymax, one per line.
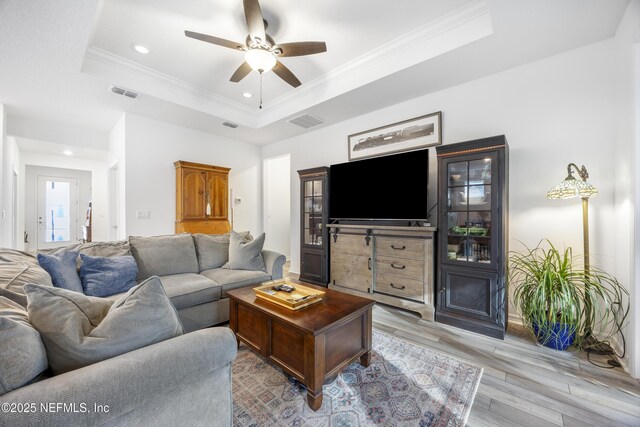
<box><xmin>0</xmin><ymin>297</ymin><xmax>48</xmax><ymax>395</ymax></box>
<box><xmin>24</xmin><ymin>277</ymin><xmax>184</xmax><ymax>375</ymax></box>
<box><xmin>36</xmin><ymin>251</ymin><xmax>83</xmax><ymax>293</ymax></box>
<box><xmin>194</xmin><ymin>231</ymin><xmax>253</xmax><ymax>271</ymax></box>
<box><xmin>79</xmin><ymin>254</ymin><xmax>138</xmax><ymax>297</ymax></box>
<box><xmin>226</xmin><ymin>231</ymin><xmax>267</xmax><ymax>272</ymax></box>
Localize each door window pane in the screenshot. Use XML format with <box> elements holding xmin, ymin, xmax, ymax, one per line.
<box><xmin>45</xmin><ymin>181</ymin><xmax>71</xmax><ymax>243</ymax></box>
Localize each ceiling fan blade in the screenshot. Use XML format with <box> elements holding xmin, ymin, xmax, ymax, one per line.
<box><xmin>273</xmin><ymin>61</ymin><xmax>301</xmax><ymax>88</ymax></box>
<box><xmin>275</xmin><ymin>41</ymin><xmax>327</xmax><ymax>57</ymax></box>
<box><xmin>243</xmin><ymin>0</ymin><xmax>266</xmax><ymax>44</ymax></box>
<box><xmin>230</xmin><ymin>62</ymin><xmax>252</xmax><ymax>83</ymax></box>
<box><xmin>185</xmin><ymin>30</ymin><xmax>244</xmax><ymax>50</ymax></box>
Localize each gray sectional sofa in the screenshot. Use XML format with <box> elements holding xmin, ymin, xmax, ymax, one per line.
<box><xmin>0</xmin><ymin>231</ymin><xmax>286</xmax><ymax>426</ymax></box>
<box><xmin>36</xmin><ymin>232</ymin><xmax>286</xmax><ymax>332</ymax></box>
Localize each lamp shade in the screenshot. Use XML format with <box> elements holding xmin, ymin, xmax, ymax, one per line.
<box><xmin>244</xmin><ymin>49</ymin><xmax>276</xmax><ymax>73</ymax></box>
<box><xmin>547</xmin><ymin>175</ymin><xmax>598</xmax><ymax>199</ymax></box>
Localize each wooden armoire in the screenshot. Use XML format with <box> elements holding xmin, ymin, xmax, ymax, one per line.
<box><xmin>175</xmin><ymin>161</ymin><xmax>231</xmax><ymax>234</ymax></box>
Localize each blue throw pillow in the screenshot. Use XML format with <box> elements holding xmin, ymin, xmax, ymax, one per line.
<box><xmin>79</xmin><ymin>254</ymin><xmax>138</xmax><ymax>297</ymax></box>
<box><xmin>37</xmin><ymin>251</ymin><xmax>83</xmax><ymax>293</ymax></box>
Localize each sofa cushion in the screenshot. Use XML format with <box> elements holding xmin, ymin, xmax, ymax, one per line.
<box><xmin>24</xmin><ymin>277</ymin><xmax>184</xmax><ymax>375</ymax></box>
<box><xmin>200</xmin><ymin>268</ymin><xmax>270</xmax><ymax>298</ymax></box>
<box><xmin>193</xmin><ymin>234</ymin><xmax>230</xmax><ymax>271</ymax></box>
<box><xmin>36</xmin><ymin>251</ymin><xmax>83</xmax><ymax>293</ymax></box>
<box><xmin>129</xmin><ymin>234</ymin><xmax>199</xmax><ymax>281</ymax></box>
<box><xmin>193</xmin><ymin>231</ymin><xmax>253</xmax><ymax>271</ymax></box>
<box><xmin>0</xmin><ymin>251</ymin><xmax>53</xmax><ymax>300</ymax></box>
<box><xmin>79</xmin><ymin>254</ymin><xmax>138</xmax><ymax>297</ymax></box>
<box><xmin>225</xmin><ymin>231</ymin><xmax>267</xmax><ymax>272</ymax></box>
<box><xmin>159</xmin><ymin>273</ymin><xmax>222</xmax><ymax>310</ymax></box>
<box><xmin>39</xmin><ymin>240</ymin><xmax>131</xmax><ymax>270</ymax></box>
<box><xmin>0</xmin><ymin>251</ymin><xmax>53</xmax><ymax>294</ymax></box>
<box><xmin>0</xmin><ymin>297</ymin><xmax>48</xmax><ymax>396</ymax></box>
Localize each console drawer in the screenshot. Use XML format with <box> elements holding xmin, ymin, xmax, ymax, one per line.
<box><xmin>375</xmin><ymin>273</ymin><xmax>424</xmax><ymax>301</ymax></box>
<box><xmin>375</xmin><ymin>237</ymin><xmax>425</xmax><ymax>259</ymax></box>
<box><xmin>375</xmin><ymin>256</ymin><xmax>424</xmax><ymax>280</ymax></box>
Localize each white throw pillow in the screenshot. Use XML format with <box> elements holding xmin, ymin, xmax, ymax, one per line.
<box><xmin>24</xmin><ymin>276</ymin><xmax>184</xmax><ymax>375</ymax></box>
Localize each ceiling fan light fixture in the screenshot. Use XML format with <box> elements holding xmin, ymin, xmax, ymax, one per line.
<box><xmin>244</xmin><ymin>48</ymin><xmax>276</xmax><ymax>73</ymax></box>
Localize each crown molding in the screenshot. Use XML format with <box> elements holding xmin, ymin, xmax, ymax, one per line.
<box><xmin>257</xmin><ymin>0</ymin><xmax>492</xmax><ymax>126</ymax></box>
<box><xmin>83</xmin><ymin>0</ymin><xmax>491</xmax><ymax>130</ymax></box>
<box><xmin>84</xmin><ymin>46</ymin><xmax>259</xmax><ymax>121</ymax></box>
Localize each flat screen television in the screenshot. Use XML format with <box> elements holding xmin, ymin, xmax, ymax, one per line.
<box><xmin>329</xmin><ymin>149</ymin><xmax>429</xmax><ymax>222</ymax></box>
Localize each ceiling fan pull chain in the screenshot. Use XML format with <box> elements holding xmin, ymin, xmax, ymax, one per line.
<box><xmin>259</xmin><ymin>71</ymin><xmax>263</xmax><ymax>109</ymax></box>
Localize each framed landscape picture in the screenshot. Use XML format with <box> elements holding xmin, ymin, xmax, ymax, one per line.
<box><xmin>347</xmin><ymin>111</ymin><xmax>442</xmax><ymax>161</ymax></box>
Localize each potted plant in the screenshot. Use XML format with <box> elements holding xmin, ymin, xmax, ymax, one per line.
<box><xmin>509</xmin><ymin>240</ymin><xmax>628</xmax><ymax>351</ymax></box>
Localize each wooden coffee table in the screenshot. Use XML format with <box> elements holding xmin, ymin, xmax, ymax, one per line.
<box><xmin>227</xmin><ymin>283</ymin><xmax>374</xmax><ymax>411</ymax></box>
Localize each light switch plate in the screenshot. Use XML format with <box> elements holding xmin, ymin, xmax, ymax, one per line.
<box><xmin>136</xmin><ymin>210</ymin><xmax>150</xmax><ymax>219</ymax></box>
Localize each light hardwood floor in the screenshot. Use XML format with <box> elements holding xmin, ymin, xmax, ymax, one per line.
<box><xmin>286</xmin><ymin>265</ymin><xmax>640</xmax><ymax>426</ymax></box>
<box><xmin>370</xmin><ymin>304</ymin><xmax>640</xmax><ymax>427</ymax></box>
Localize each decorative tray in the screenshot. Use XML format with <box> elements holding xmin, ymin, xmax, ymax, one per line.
<box><xmin>254</xmin><ymin>280</ymin><xmax>325</xmax><ymax>310</ymax></box>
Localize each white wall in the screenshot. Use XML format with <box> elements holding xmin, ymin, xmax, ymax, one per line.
<box><xmin>263</xmin><ymin>154</ymin><xmax>291</xmax><ymax>258</ymax></box>
<box><xmin>7</xmin><ymin>116</ymin><xmax>109</xmax><ymax>151</ymax></box>
<box><xmin>3</xmin><ymin>137</ymin><xmax>20</xmax><ymax>248</ymax></box>
<box><xmin>0</xmin><ymin>110</ymin><xmax>21</xmax><ymax>249</ymax></box>
<box><xmin>19</xmin><ymin>150</ymin><xmax>109</xmax><ymax>248</ymax></box>
<box><xmin>0</xmin><ymin>104</ymin><xmax>6</xmax><ymax>246</ymax></box>
<box><xmin>614</xmin><ymin>0</ymin><xmax>640</xmax><ymax>378</ymax></box>
<box><xmin>108</xmin><ymin>114</ymin><xmax>126</xmax><ymax>239</ymax></box>
<box><xmin>122</xmin><ymin>114</ymin><xmax>262</xmax><ymax>237</ymax></box>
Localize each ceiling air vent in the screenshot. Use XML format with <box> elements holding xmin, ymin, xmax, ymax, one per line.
<box><xmin>287</xmin><ymin>114</ymin><xmax>325</xmax><ymax>129</ymax></box>
<box><xmin>222</xmin><ymin>121</ymin><xmax>239</xmax><ymax>129</ymax></box>
<box><xmin>109</xmin><ymin>85</ymin><xmax>139</xmax><ymax>99</ymax></box>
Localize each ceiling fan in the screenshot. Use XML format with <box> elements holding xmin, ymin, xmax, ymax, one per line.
<box><xmin>185</xmin><ymin>0</ymin><xmax>327</xmax><ymax>89</ymax></box>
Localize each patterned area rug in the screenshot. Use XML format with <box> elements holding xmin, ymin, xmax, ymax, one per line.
<box><xmin>232</xmin><ymin>330</ymin><xmax>483</xmax><ymax>426</ymax></box>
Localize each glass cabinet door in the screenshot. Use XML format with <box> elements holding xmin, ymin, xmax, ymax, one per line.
<box><xmin>303</xmin><ymin>179</ymin><xmax>324</xmax><ymax>246</ymax></box>
<box><xmin>445</xmin><ymin>157</ymin><xmax>494</xmax><ymax>264</ymax></box>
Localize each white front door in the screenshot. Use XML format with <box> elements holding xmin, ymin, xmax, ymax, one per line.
<box><xmin>36</xmin><ymin>175</ymin><xmax>79</xmax><ymax>249</ymax></box>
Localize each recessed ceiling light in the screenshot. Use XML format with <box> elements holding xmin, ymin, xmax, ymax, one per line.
<box><xmin>63</xmin><ymin>150</ymin><xmax>73</xmax><ymax>156</ymax></box>
<box><xmin>242</xmin><ymin>92</ymin><xmax>253</xmax><ymax>98</ymax></box>
<box><xmin>132</xmin><ymin>44</ymin><xmax>149</xmax><ymax>55</ymax></box>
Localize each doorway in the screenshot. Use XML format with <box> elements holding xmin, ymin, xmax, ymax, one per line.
<box><xmin>25</xmin><ymin>166</ymin><xmax>91</xmax><ymax>251</ymax></box>
<box><xmin>264</xmin><ymin>154</ymin><xmax>291</xmax><ymax>258</ymax></box>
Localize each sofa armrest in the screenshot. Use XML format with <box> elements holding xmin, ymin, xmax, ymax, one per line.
<box><xmin>0</xmin><ymin>328</ymin><xmax>237</xmax><ymax>427</ymax></box>
<box><xmin>262</xmin><ymin>250</ymin><xmax>286</xmax><ymax>279</ymax></box>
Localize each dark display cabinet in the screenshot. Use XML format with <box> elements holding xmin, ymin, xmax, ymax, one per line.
<box><xmin>298</xmin><ymin>167</ymin><xmax>329</xmax><ymax>285</ymax></box>
<box><xmin>435</xmin><ymin>135</ymin><xmax>508</xmax><ymax>339</ymax></box>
